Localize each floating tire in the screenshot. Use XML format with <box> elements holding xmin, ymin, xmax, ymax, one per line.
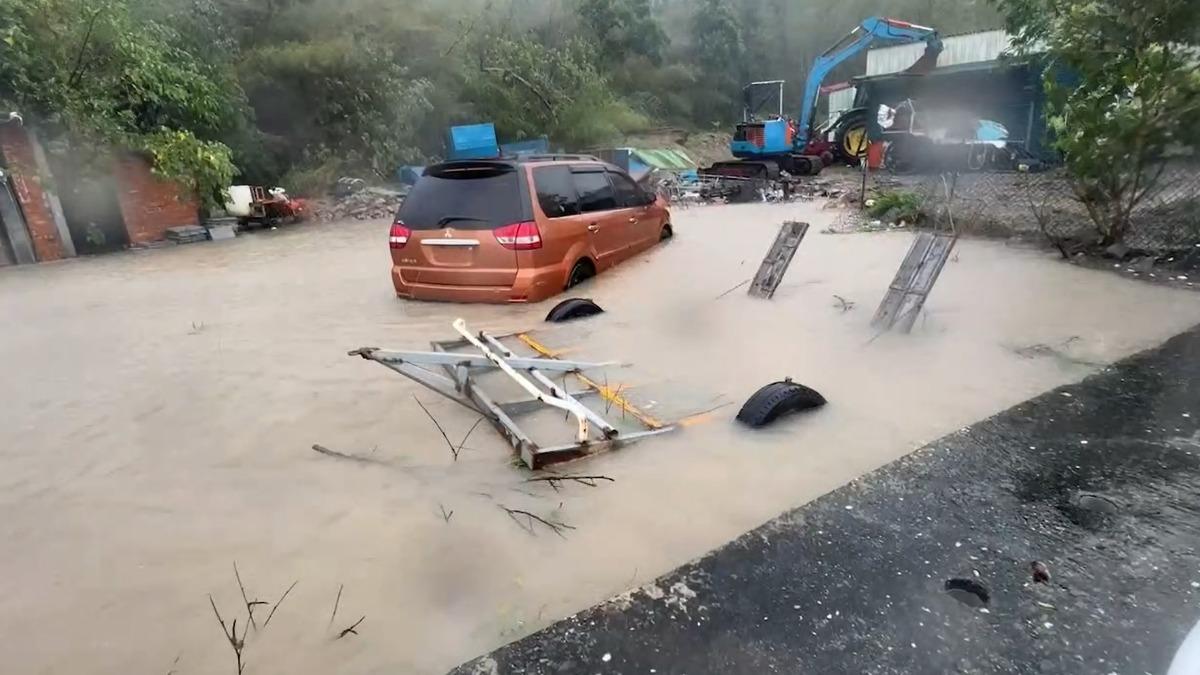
<box><xmin>736</xmin><ymin>378</ymin><xmax>826</xmax><ymax>427</ymax></box>
<box><xmin>545</xmin><ymin>298</ymin><xmax>604</xmax><ymax>323</ymax></box>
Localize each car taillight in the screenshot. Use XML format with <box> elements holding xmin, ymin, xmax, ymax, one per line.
<box><xmin>494</xmin><ymin>221</ymin><xmax>542</xmax><ymax>250</ymax></box>
<box><xmin>389</xmin><ymin>221</ymin><xmax>410</xmax><ymax>249</ymax></box>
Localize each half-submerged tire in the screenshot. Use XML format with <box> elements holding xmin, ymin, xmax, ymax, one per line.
<box><xmin>545</xmin><ymin>298</ymin><xmax>604</xmax><ymax>323</ymax></box>
<box><xmin>736</xmin><ymin>378</ymin><xmax>826</xmax><ymax>427</ymax></box>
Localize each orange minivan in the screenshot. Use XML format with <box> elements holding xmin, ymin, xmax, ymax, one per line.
<box><xmin>389</xmin><ymin>155</ymin><xmax>672</xmax><ymax>303</ymax></box>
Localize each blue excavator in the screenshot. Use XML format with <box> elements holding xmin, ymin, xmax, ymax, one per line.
<box><xmin>704</xmin><ymin>16</ymin><xmax>942</xmax><ymax>183</ymax></box>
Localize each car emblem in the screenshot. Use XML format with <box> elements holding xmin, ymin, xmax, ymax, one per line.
<box><xmin>444</xmin><ymin>229</ymin><xmax>454</xmax><ymax>238</ymax></box>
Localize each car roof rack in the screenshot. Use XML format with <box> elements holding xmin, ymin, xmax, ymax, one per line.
<box><xmin>514</xmin><ymin>153</ymin><xmax>601</xmax><ymax>162</ymax></box>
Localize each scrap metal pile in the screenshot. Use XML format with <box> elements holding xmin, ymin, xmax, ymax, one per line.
<box><xmin>312</xmin><ymin>180</ymin><xmax>407</xmax><ymax>222</ymax></box>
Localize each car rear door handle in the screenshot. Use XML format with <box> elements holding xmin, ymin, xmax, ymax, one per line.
<box><xmin>587</xmin><ymin>224</ymin><xmax>599</xmax><ymax>232</ymax></box>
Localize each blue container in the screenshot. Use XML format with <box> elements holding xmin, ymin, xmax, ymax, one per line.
<box><xmin>446</xmin><ymin>123</ymin><xmax>499</xmax><ymax>160</ymax></box>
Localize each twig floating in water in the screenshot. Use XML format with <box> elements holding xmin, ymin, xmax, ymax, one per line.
<box><xmin>209</xmin><ymin>595</ymin><xmax>247</xmax><ymax>675</ymax></box>
<box><xmin>233</xmin><ymin>562</ymin><xmax>265</xmax><ymax>631</ymax></box>
<box><xmin>263</xmin><ymin>580</ymin><xmax>298</xmax><ymax>629</ymax></box>
<box><xmin>328</xmin><ymin>584</ymin><xmax>343</xmax><ymax>628</ymax></box>
<box><xmin>336</xmin><ymin>616</ymin><xmax>366</xmax><ymax>639</ymax></box>
<box><xmin>526</xmin><ymin>474</ymin><xmax>615</xmax><ymax>490</ymax></box>
<box><xmin>311</xmin><ymin>444</ymin><xmax>385</xmax><ymax>465</ymax></box>
<box><xmin>413</xmin><ymin>395</ymin><xmax>461</xmax><ymax>461</ymax></box>
<box><xmin>439</xmin><ymin>504</ymin><xmax>454</xmax><ymax>522</ymax></box>
<box><xmin>715</xmin><ymin>279</ymin><xmax>750</xmax><ymax>299</ymax></box>
<box><xmin>499</xmin><ymin>505</ymin><xmax>576</xmax><ymax>538</ymax></box>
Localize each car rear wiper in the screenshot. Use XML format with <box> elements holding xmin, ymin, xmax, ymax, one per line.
<box><xmin>437</xmin><ymin>215</ymin><xmax>489</xmax><ymax>226</ymax></box>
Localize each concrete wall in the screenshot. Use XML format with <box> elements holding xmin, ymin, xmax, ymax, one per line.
<box><xmin>114</xmin><ymin>156</ymin><xmax>199</xmax><ymax>246</ymax></box>
<box><xmin>0</xmin><ymin>125</ymin><xmax>67</xmax><ymax>262</ymax></box>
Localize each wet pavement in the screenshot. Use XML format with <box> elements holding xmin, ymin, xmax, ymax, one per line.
<box><xmin>453</xmin><ymin>325</ymin><xmax>1200</xmax><ymax>675</ymax></box>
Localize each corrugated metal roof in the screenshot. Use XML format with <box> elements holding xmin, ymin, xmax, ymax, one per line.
<box><xmin>866</xmin><ymin>30</ymin><xmax>1013</xmax><ymax>77</ymax></box>
<box><xmin>828</xmin><ymin>88</ymin><xmax>857</xmax><ymax>114</ymax></box>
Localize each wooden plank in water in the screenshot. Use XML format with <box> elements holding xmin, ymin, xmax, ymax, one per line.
<box><xmin>749</xmin><ymin>221</ymin><xmax>809</xmax><ymax>299</ymax></box>
<box><xmin>872</xmin><ymin>231</ymin><xmax>957</xmax><ymax>333</ymax></box>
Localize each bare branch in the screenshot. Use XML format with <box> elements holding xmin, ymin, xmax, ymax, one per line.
<box><xmin>526</xmin><ymin>474</ymin><xmax>615</xmax><ymax>489</ymax></box>
<box><xmin>209</xmin><ymin>595</ymin><xmax>246</xmax><ymax>675</ymax></box>
<box><xmin>481</xmin><ymin>67</ymin><xmax>560</xmax><ymax>114</ymax></box>
<box><xmin>311</xmin><ymin>444</ymin><xmax>387</xmax><ymax>465</ymax></box>
<box><xmin>262</xmin><ymin>580</ymin><xmax>298</xmax><ymax>629</ymax></box>
<box><xmin>413</xmin><ymin>395</ymin><xmax>461</xmax><ymax>461</ymax></box>
<box><xmin>499</xmin><ymin>504</ymin><xmax>576</xmax><ymax>538</ymax></box>
<box><xmin>336</xmin><ymin>616</ymin><xmax>366</xmax><ymax>639</ymax></box>
<box><xmin>233</xmin><ymin>562</ymin><xmax>262</xmax><ymax>631</ymax></box>
<box><xmin>67</xmin><ymin>8</ymin><xmax>104</xmax><ymax>88</ymax></box>
<box><xmin>715</xmin><ymin>279</ymin><xmax>750</xmax><ymax>299</ymax></box>
<box><xmin>439</xmin><ymin>504</ymin><xmax>454</xmax><ymax>522</ymax></box>
<box><xmin>328</xmin><ymin>584</ymin><xmax>343</xmax><ymax>628</ymax></box>
<box><xmin>457</xmin><ymin>416</ymin><xmax>486</xmax><ymax>455</ymax></box>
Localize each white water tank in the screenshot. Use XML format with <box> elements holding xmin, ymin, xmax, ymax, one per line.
<box><xmin>225</xmin><ymin>185</ymin><xmax>253</xmax><ymax>218</ymax></box>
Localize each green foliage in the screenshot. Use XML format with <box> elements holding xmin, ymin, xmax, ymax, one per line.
<box><xmin>239</xmin><ymin>37</ymin><xmax>433</xmax><ymax>179</ymax></box>
<box><xmin>868</xmin><ymin>190</ymin><xmax>924</xmax><ymax>222</ymax></box>
<box><xmin>0</xmin><ymin>0</ymin><xmax>245</xmax><ymax>207</ymax></box>
<box><xmin>689</xmin><ymin>0</ymin><xmax>746</xmax><ymax>125</ymax></box>
<box><xmin>995</xmin><ymin>0</ymin><xmax>1200</xmax><ymax>244</ymax></box>
<box><xmin>577</xmin><ymin>0</ymin><xmax>667</xmax><ymax>65</ymax></box>
<box><xmin>466</xmin><ymin>37</ymin><xmax>649</xmax><ymax>149</ymax></box>
<box><xmin>2</xmin><ymin>0</ymin><xmax>1007</xmax><ymax>206</ymax></box>
<box><xmin>141</xmin><ymin>129</ymin><xmax>237</xmax><ymax>210</ymax></box>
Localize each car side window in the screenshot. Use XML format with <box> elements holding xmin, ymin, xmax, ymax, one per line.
<box><xmin>571</xmin><ymin>170</ymin><xmax>617</xmax><ymax>213</ymax></box>
<box><xmin>532</xmin><ymin>166</ymin><xmax>580</xmax><ymax>218</ymax></box>
<box><xmin>608</xmin><ymin>170</ymin><xmax>645</xmax><ymax>208</ymax></box>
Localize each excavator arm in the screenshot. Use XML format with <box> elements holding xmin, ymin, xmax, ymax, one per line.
<box><xmin>796</xmin><ymin>17</ymin><xmax>942</xmax><ymax>148</ymax></box>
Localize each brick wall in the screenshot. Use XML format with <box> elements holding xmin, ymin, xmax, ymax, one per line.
<box><xmin>114</xmin><ymin>156</ymin><xmax>199</xmax><ymax>245</ymax></box>
<box><xmin>0</xmin><ymin>126</ymin><xmax>65</xmax><ymax>261</ymax></box>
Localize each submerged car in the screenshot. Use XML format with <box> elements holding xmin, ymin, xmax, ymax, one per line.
<box><xmin>389</xmin><ymin>155</ymin><xmax>673</xmax><ymax>303</ymax></box>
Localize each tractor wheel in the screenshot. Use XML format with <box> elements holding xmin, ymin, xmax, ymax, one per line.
<box><xmin>736</xmin><ymin>378</ymin><xmax>827</xmax><ymax>428</ymax></box>
<box><xmin>545</xmin><ymin>298</ymin><xmax>604</xmax><ymax>323</ymax></box>
<box><xmin>834</xmin><ymin>111</ymin><xmax>870</xmax><ymax>165</ymax></box>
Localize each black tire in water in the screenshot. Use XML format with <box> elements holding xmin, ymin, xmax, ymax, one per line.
<box><xmin>565</xmin><ymin>259</ymin><xmax>595</xmax><ymax>289</ymax></box>
<box><xmin>660</xmin><ymin>223</ymin><xmax>673</xmax><ymax>241</ymax></box>
<box><xmin>545</xmin><ymin>297</ymin><xmax>605</xmax><ymax>323</ymax></box>
<box><xmin>736</xmin><ymin>378</ymin><xmax>827</xmax><ymax>428</ymax></box>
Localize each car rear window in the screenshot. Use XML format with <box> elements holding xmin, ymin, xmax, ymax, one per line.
<box><xmin>398</xmin><ymin>163</ymin><xmax>523</xmax><ymax>230</ymax></box>
<box><xmin>572</xmin><ymin>171</ymin><xmax>616</xmax><ymax>213</ymax></box>
<box><xmin>532</xmin><ymin>166</ymin><xmax>580</xmax><ymax>218</ymax></box>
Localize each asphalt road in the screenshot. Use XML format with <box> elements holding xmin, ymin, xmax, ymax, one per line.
<box><xmin>453</xmin><ymin>325</ymin><xmax>1200</xmax><ymax>675</ymax></box>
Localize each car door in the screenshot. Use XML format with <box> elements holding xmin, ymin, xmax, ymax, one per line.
<box><xmin>607</xmin><ymin>169</ymin><xmax>660</xmax><ymax>253</ymax></box>
<box><xmin>570</xmin><ymin>168</ymin><xmax>625</xmax><ymax>268</ymax></box>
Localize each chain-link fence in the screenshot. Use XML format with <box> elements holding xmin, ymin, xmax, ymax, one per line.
<box><xmin>870</xmin><ymin>160</ymin><xmax>1200</xmax><ymax>253</ymax></box>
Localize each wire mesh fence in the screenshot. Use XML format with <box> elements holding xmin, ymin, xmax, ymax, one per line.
<box><xmin>868</xmin><ymin>160</ymin><xmax>1200</xmax><ymax>253</ymax></box>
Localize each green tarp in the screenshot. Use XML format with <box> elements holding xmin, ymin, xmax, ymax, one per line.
<box><xmin>628</xmin><ymin>147</ymin><xmax>697</xmax><ymax>171</ymax></box>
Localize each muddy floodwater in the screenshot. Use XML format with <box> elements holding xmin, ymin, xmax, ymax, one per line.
<box><xmin>3</xmin><ymin>202</ymin><xmax>1200</xmax><ymax>674</ymax></box>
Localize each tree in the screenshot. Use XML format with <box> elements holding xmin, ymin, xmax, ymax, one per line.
<box><xmin>0</xmin><ymin>0</ymin><xmax>243</xmax><ymax>208</ymax></box>
<box><xmin>995</xmin><ymin>0</ymin><xmax>1200</xmax><ymax>245</ymax></box>
<box><xmin>465</xmin><ymin>35</ymin><xmax>648</xmax><ymax>148</ymax></box>
<box><xmin>577</xmin><ymin>0</ymin><xmax>667</xmax><ymax>65</ymax></box>
<box><xmin>689</xmin><ymin>0</ymin><xmax>746</xmax><ymax>125</ymax></box>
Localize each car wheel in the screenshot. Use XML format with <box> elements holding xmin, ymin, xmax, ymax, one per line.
<box><xmin>566</xmin><ymin>259</ymin><xmax>595</xmax><ymax>289</ymax></box>
<box><xmin>736</xmin><ymin>378</ymin><xmax>826</xmax><ymax>428</ymax></box>
<box><xmin>545</xmin><ymin>298</ymin><xmax>605</xmax><ymax>323</ymax></box>
<box><xmin>660</xmin><ymin>223</ymin><xmax>673</xmax><ymax>241</ymax></box>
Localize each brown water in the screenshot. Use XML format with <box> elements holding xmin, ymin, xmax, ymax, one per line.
<box><xmin>3</xmin><ymin>203</ymin><xmax>1199</xmax><ymax>674</ymax></box>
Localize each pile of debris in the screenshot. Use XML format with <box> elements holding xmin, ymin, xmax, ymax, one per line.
<box><xmin>312</xmin><ymin>183</ymin><xmax>407</xmax><ymax>222</ymax></box>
